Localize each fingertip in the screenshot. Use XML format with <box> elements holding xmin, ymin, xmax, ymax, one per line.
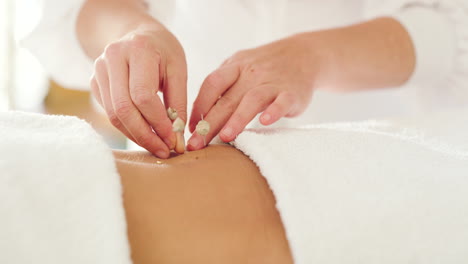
<box><xmin>174</xmin><ymin>132</ymin><xmax>186</xmax><ymax>154</ymax></box>
<box><xmin>220</xmin><ymin>126</ymin><xmax>236</xmax><ymax>142</ymax></box>
<box><xmin>187</xmin><ymin>134</ymin><xmax>204</xmax><ymax>151</ymax></box>
<box><xmin>261</xmin><ymin>98</ymin><xmax>288</xmax><ymax>126</ymax></box>
<box><xmin>164</xmin><ymin>133</ymin><xmax>176</xmax><ymax>150</ymax></box>
<box><xmin>260</xmin><ymin>112</ymin><xmax>273</xmax><ymax>126</ymax></box>
<box><xmin>142</xmin><ymin>135</ymin><xmax>170</xmax><ymax>159</ymax></box>
<box><xmin>155</xmin><ymin>150</ymin><xmax>170</xmax><ymax>159</ymax></box>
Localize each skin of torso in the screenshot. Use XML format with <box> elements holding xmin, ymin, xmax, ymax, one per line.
<box><xmin>113</xmin><ymin>144</ymin><xmax>293</xmax><ymax>264</ymax></box>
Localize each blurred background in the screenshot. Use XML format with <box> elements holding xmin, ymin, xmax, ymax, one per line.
<box><xmin>0</xmin><ymin>0</ymin><xmax>126</xmax><ymax>148</ymax></box>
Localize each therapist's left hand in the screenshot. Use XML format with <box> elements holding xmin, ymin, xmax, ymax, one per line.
<box><xmin>187</xmin><ymin>34</ymin><xmax>323</xmax><ymax>150</ymax></box>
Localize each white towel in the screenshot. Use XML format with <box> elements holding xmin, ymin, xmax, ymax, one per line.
<box><xmin>2</xmin><ymin>109</ymin><xmax>468</xmax><ymax>264</ymax></box>
<box><xmin>0</xmin><ymin>111</ymin><xmax>131</xmax><ymax>264</ymax></box>
<box><xmin>233</xmin><ymin>108</ymin><xmax>468</xmax><ymax>264</ymax></box>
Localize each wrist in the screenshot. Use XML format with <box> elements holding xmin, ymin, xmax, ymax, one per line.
<box><xmin>290</xmin><ymin>31</ymin><xmax>337</xmax><ymax>90</ymax></box>
<box><xmin>126</xmin><ymin>19</ymin><xmax>167</xmax><ymax>36</ymax></box>
<box><xmin>77</xmin><ymin>1</ymin><xmax>165</xmax><ymax>59</ymax></box>
<box><xmin>293</xmin><ymin>17</ymin><xmax>416</xmax><ymax>92</ymax></box>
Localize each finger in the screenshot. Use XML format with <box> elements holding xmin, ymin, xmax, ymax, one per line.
<box><xmin>187</xmin><ymin>83</ymin><xmax>244</xmax><ymax>151</ymax></box>
<box><xmin>189</xmin><ymin>65</ymin><xmax>240</xmax><ymax>133</ymax></box>
<box><xmin>104</xmin><ymin>49</ymin><xmax>170</xmax><ymax>158</ymax></box>
<box><xmin>163</xmin><ymin>61</ymin><xmax>188</xmax><ymax>125</ymax></box>
<box><xmin>260</xmin><ymin>92</ymin><xmax>298</xmax><ymax>126</ymax></box>
<box><xmin>128</xmin><ymin>49</ymin><xmax>175</xmax><ymax>149</ymax></box>
<box><xmin>174</xmin><ymin>132</ymin><xmax>185</xmax><ymax>154</ymax></box>
<box><xmin>94</xmin><ymin>58</ymin><xmax>136</xmax><ymax>142</ymax></box>
<box><xmin>220</xmin><ymin>88</ymin><xmax>275</xmax><ymax>142</ymax></box>
<box><xmin>90</xmin><ymin>77</ymin><xmax>103</xmax><ymax>106</ymax></box>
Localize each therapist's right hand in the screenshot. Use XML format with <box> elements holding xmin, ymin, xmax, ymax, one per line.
<box><xmin>90</xmin><ymin>26</ymin><xmax>187</xmax><ymax>158</ymax></box>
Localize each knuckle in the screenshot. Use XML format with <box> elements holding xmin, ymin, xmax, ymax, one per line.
<box><xmin>129</xmin><ymin>34</ymin><xmax>151</xmax><ymax>49</ymax></box>
<box><xmin>172</xmin><ymin>107</ymin><xmax>187</xmax><ymax>121</ymax></box>
<box><xmin>232</xmin><ymin>50</ymin><xmax>247</xmax><ymax>59</ymax></box>
<box><xmin>103</xmin><ymin>43</ymin><xmax>122</xmax><ymax>58</ymax></box>
<box><xmin>159</xmin><ymin>124</ymin><xmax>174</xmax><ymax>138</ymax></box>
<box><xmin>108</xmin><ymin>112</ymin><xmax>121</xmax><ymax>127</ymax></box>
<box><xmin>131</xmin><ymin>87</ymin><xmax>152</xmax><ymax>106</ymax></box>
<box><xmin>222</xmin><ymin>57</ymin><xmax>233</xmax><ymax>66</ymax></box>
<box><xmin>93</xmin><ymin>57</ymin><xmax>105</xmax><ymax>71</ymax></box>
<box><xmin>246</xmin><ymin>89</ymin><xmax>265</xmax><ymax>101</ymax></box>
<box><xmin>216</xmin><ymin>95</ymin><xmax>237</xmax><ymax>112</ymax></box>
<box><xmin>231</xmin><ymin>112</ymin><xmax>248</xmax><ymax>126</ymax></box>
<box><xmin>135</xmin><ymin>133</ymin><xmax>153</xmax><ymax>147</ymax></box>
<box><xmin>223</xmin><ymin>50</ymin><xmax>249</xmax><ymax>66</ymax></box>
<box><xmin>203</xmin><ymin>72</ymin><xmax>224</xmax><ymax>90</ymax></box>
<box><xmin>282</xmin><ymin>92</ymin><xmax>297</xmax><ymax>103</ymax></box>
<box><xmin>246</xmin><ymin>89</ymin><xmax>270</xmax><ymax>106</ymax></box>
<box><xmin>114</xmin><ymin>98</ymin><xmax>133</xmax><ymax>118</ymax></box>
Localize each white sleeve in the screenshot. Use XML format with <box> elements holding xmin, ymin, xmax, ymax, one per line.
<box><xmin>21</xmin><ymin>0</ymin><xmax>93</xmax><ymax>90</ymax></box>
<box><xmin>365</xmin><ymin>0</ymin><xmax>468</xmax><ymax>108</ymax></box>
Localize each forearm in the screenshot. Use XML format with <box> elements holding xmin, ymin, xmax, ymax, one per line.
<box><xmin>77</xmin><ymin>0</ymin><xmax>165</xmax><ymax>59</ymax></box>
<box><xmin>307</xmin><ymin>17</ymin><xmax>416</xmax><ymax>92</ymax></box>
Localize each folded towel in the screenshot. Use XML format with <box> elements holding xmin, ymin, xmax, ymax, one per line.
<box><xmin>0</xmin><ymin>111</ymin><xmax>131</xmax><ymax>264</ymax></box>
<box><xmin>2</xmin><ymin>108</ymin><xmax>468</xmax><ymax>264</ymax></box>
<box><xmin>233</xmin><ymin>108</ymin><xmax>468</xmax><ymax>264</ymax></box>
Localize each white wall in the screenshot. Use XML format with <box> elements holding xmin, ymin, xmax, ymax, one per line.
<box><xmin>0</xmin><ymin>0</ymin><xmax>13</xmax><ymax>111</ymax></box>
<box><xmin>13</xmin><ymin>0</ymin><xmax>49</xmax><ymax>111</ymax></box>
<box><xmin>0</xmin><ymin>0</ymin><xmax>49</xmax><ymax>112</ymax></box>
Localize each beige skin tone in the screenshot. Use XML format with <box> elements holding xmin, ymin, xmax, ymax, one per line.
<box><xmin>78</xmin><ymin>0</ymin><xmax>415</xmax><ymax>156</ymax></box>
<box><xmin>80</xmin><ymin>0</ymin><xmax>186</xmax><ymax>158</ymax></box>
<box><xmin>114</xmin><ymin>145</ymin><xmax>293</xmax><ymax>264</ymax></box>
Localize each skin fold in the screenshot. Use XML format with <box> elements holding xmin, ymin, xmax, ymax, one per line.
<box><xmin>113</xmin><ymin>144</ymin><xmax>293</xmax><ymax>264</ymax></box>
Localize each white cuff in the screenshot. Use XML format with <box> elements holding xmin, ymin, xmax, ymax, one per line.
<box><xmin>391</xmin><ymin>6</ymin><xmax>456</xmax><ymax>87</ymax></box>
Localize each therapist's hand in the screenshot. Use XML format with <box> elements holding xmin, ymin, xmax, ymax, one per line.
<box><xmin>90</xmin><ymin>26</ymin><xmax>187</xmax><ymax>158</ymax></box>
<box><xmin>187</xmin><ymin>17</ymin><xmax>416</xmax><ymax>151</ymax></box>
<box><xmin>187</xmin><ymin>34</ymin><xmax>320</xmax><ymax>150</ymax></box>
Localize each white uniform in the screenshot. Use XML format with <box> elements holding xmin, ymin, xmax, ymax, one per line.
<box><xmin>23</xmin><ymin>0</ymin><xmax>468</xmax><ymax>124</ymax></box>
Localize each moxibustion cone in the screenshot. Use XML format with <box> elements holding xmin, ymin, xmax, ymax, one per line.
<box><xmin>196</xmin><ymin>120</ymin><xmax>210</xmax><ymax>136</ymax></box>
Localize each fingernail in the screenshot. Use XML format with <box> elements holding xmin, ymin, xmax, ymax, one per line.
<box><xmin>164</xmin><ymin>138</ymin><xmax>172</xmax><ymax>149</ymax></box>
<box><xmin>156</xmin><ymin>150</ymin><xmax>169</xmax><ymax>159</ymax></box>
<box><xmin>188</xmin><ymin>136</ymin><xmax>202</xmax><ymax>150</ymax></box>
<box><xmin>262</xmin><ymin>113</ymin><xmax>271</xmax><ymax>123</ymax></box>
<box><xmin>221</xmin><ymin>127</ymin><xmax>234</xmax><ymax>139</ymax></box>
<box><xmin>165</xmin><ymin>135</ymin><xmax>176</xmax><ymax>150</ymax></box>
<box><xmin>175</xmin><ymin>132</ymin><xmax>185</xmax><ymax>154</ymax></box>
